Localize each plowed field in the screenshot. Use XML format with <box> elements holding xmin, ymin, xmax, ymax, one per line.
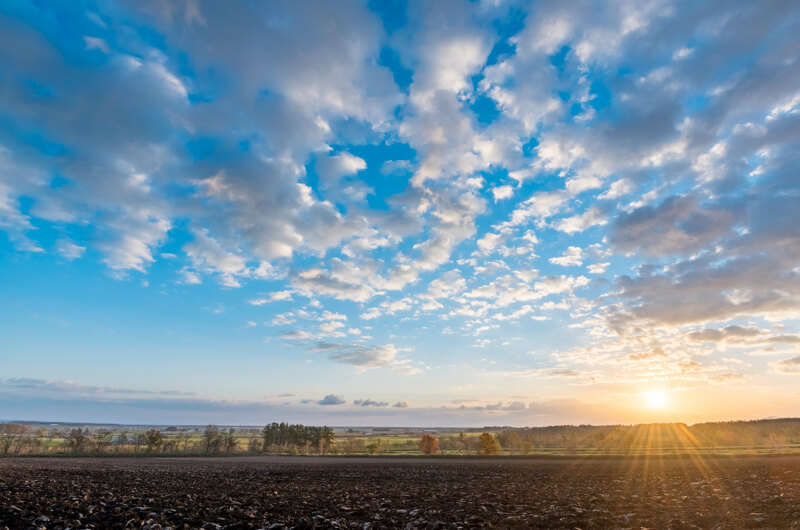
<box><xmin>2</xmin><ymin>455</ymin><xmax>799</xmax><ymax>529</ymax></box>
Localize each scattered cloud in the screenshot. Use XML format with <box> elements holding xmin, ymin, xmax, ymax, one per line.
<box><xmin>353</xmin><ymin>398</ymin><xmax>389</xmax><ymax>407</ymax></box>
<box><xmin>549</xmin><ymin>246</ymin><xmax>584</xmax><ymax>267</ymax></box>
<box><xmin>318</xmin><ymin>394</ymin><xmax>346</xmax><ymax>406</ymax></box>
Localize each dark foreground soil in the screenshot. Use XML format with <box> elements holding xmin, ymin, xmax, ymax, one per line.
<box><xmin>1</xmin><ymin>455</ymin><xmax>799</xmax><ymax>529</ymax></box>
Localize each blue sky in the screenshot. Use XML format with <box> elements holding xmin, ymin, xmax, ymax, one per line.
<box><xmin>1</xmin><ymin>0</ymin><xmax>799</xmax><ymax>426</ymax></box>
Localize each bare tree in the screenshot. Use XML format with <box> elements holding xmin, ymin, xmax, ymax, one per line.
<box><xmin>92</xmin><ymin>429</ymin><xmax>113</xmax><ymax>453</ymax></box>
<box><xmin>65</xmin><ymin>428</ymin><xmax>90</xmax><ymax>453</ymax></box>
<box><xmin>459</xmin><ymin>432</ymin><xmax>475</xmax><ymax>454</ymax></box>
<box><xmin>222</xmin><ymin>428</ymin><xmax>237</xmax><ymax>454</ymax></box>
<box><xmin>175</xmin><ymin>432</ymin><xmax>191</xmax><ymax>453</ymax></box>
<box><xmin>0</xmin><ymin>424</ymin><xmax>27</xmax><ymax>455</ymax></box>
<box><xmin>204</xmin><ymin>425</ymin><xmax>222</xmax><ymax>454</ymax></box>
<box><xmin>134</xmin><ymin>432</ymin><xmax>146</xmax><ymax>453</ymax></box>
<box><xmin>144</xmin><ymin>429</ymin><xmax>163</xmax><ymax>452</ymax></box>
<box><xmin>114</xmin><ymin>432</ymin><xmax>129</xmax><ymax>452</ymax></box>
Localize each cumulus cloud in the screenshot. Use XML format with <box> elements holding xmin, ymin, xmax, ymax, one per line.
<box><xmin>492</xmin><ymin>185</ymin><xmax>514</xmax><ymax>201</ymax></box>
<box><xmin>0</xmin><ymin>0</ymin><xmax>401</xmax><ymax>281</ymax></box>
<box><xmin>587</xmin><ymin>262</ymin><xmax>609</xmax><ymax>274</ymax></box>
<box><xmin>609</xmin><ymin>195</ymin><xmax>745</xmax><ymax>258</ymax></box>
<box><xmin>315</xmin><ymin>152</ymin><xmax>367</xmax><ymax>188</ymax></box>
<box><xmin>555</xmin><ymin>207</ymin><xmax>607</xmax><ymax>234</ymax></box>
<box><xmin>318</xmin><ymin>394</ymin><xmax>346</xmax><ymax>406</ymax></box>
<box><xmin>304</xmin><ymin>342</ymin><xmax>419</xmax><ymax>374</ymax></box>
<box><xmin>291</xmin><ymin>267</ymin><xmax>376</xmax><ymax>303</ymax></box>
<box><xmin>549</xmin><ymin>246</ymin><xmax>585</xmax><ymax>267</ymax></box>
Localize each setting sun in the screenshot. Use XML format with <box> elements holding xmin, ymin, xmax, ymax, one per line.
<box><xmin>644</xmin><ymin>391</ymin><xmax>668</xmax><ymax>409</ymax></box>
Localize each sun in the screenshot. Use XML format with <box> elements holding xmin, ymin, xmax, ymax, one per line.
<box><xmin>644</xmin><ymin>390</ymin><xmax>667</xmax><ymax>409</ymax></box>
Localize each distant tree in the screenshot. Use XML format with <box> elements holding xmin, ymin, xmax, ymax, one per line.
<box><xmin>175</xmin><ymin>432</ymin><xmax>191</xmax><ymax>453</ymax></box>
<box><xmin>521</xmin><ymin>441</ymin><xmax>534</xmax><ymax>455</ymax></box>
<box><xmin>24</xmin><ymin>435</ymin><xmax>42</xmax><ymax>454</ymax></box>
<box><xmin>419</xmin><ymin>434</ymin><xmax>440</xmax><ymax>455</ymax></box>
<box><xmin>204</xmin><ymin>425</ymin><xmax>223</xmax><ymax>454</ymax></box>
<box><xmin>320</xmin><ymin>427</ymin><xmax>335</xmax><ymax>454</ymax></box>
<box><xmin>65</xmin><ymin>428</ymin><xmax>90</xmax><ymax>453</ymax></box>
<box><xmin>144</xmin><ymin>429</ymin><xmax>163</xmax><ymax>452</ymax></box>
<box><xmin>345</xmin><ymin>437</ymin><xmax>365</xmax><ymax>454</ymax></box>
<box><xmin>365</xmin><ymin>439</ymin><xmax>382</xmax><ymax>454</ymax></box>
<box><xmin>92</xmin><ymin>429</ymin><xmax>113</xmax><ymax>452</ymax></box>
<box><xmin>459</xmin><ymin>432</ymin><xmax>475</xmax><ymax>454</ymax></box>
<box><xmin>479</xmin><ymin>432</ymin><xmax>501</xmax><ymax>455</ymax></box>
<box><xmin>0</xmin><ymin>424</ymin><xmax>27</xmax><ymax>455</ymax></box>
<box><xmin>222</xmin><ymin>428</ymin><xmax>237</xmax><ymax>454</ymax></box>
<box><xmin>134</xmin><ymin>432</ymin><xmax>147</xmax><ymax>453</ymax></box>
<box><xmin>161</xmin><ymin>438</ymin><xmax>178</xmax><ymax>453</ymax></box>
<box><xmin>260</xmin><ymin>422</ymin><xmax>335</xmax><ymax>454</ymax></box>
<box><xmin>114</xmin><ymin>432</ymin><xmax>130</xmax><ymax>452</ymax></box>
<box><xmin>503</xmin><ymin>431</ymin><xmax>522</xmax><ymax>452</ymax></box>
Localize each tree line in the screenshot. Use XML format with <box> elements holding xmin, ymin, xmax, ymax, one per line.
<box><xmin>486</xmin><ymin>418</ymin><xmax>800</xmax><ymax>454</ymax></box>
<box><xmin>0</xmin><ymin>423</ymin><xmax>332</xmax><ymax>456</ymax></box>
<box><xmin>2</xmin><ymin>418</ymin><xmax>799</xmax><ymax>456</ymax></box>
<box><xmin>260</xmin><ymin>422</ymin><xmax>335</xmax><ymax>453</ymax></box>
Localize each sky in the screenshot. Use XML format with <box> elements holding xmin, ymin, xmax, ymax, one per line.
<box><xmin>1</xmin><ymin>0</ymin><xmax>799</xmax><ymax>427</ymax></box>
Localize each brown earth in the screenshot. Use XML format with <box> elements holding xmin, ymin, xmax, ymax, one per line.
<box><xmin>1</xmin><ymin>455</ymin><xmax>799</xmax><ymax>529</ymax></box>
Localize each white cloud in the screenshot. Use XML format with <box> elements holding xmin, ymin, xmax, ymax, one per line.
<box><xmin>315</xmin><ymin>152</ymin><xmax>367</xmax><ymax>187</ymax></box>
<box><xmin>181</xmin><ymin>269</ymin><xmax>202</xmax><ymax>285</ymax></box>
<box><xmin>307</xmin><ymin>342</ymin><xmax>419</xmax><ymax>374</ymax></box>
<box><xmin>100</xmin><ymin>216</ymin><xmax>171</xmax><ymax>275</ymax></box>
<box><xmin>549</xmin><ymin>246</ymin><xmax>584</xmax><ymax>267</ymax></box>
<box><xmin>319</xmin><ymin>320</ymin><xmax>345</xmax><ymax>333</ymax></box>
<box><xmin>599</xmin><ymin>178</ymin><xmax>632</xmax><ymax>200</ymax></box>
<box><xmin>491</xmin><ymin>185</ymin><xmax>514</xmax><ymax>201</ymax></box>
<box><xmin>587</xmin><ymin>262</ymin><xmax>610</xmax><ymax>274</ymax></box>
<box><xmin>555</xmin><ymin>208</ymin><xmax>607</xmax><ymax>235</ymax></box>
<box><xmin>318</xmin><ymin>394</ymin><xmax>346</xmax><ymax>405</ymax></box>
<box><xmin>55</xmin><ymin>239</ymin><xmax>86</xmax><ymax>260</ymax></box>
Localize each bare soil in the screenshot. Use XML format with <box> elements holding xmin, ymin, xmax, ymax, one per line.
<box><xmin>1</xmin><ymin>455</ymin><xmax>799</xmax><ymax>529</ymax></box>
